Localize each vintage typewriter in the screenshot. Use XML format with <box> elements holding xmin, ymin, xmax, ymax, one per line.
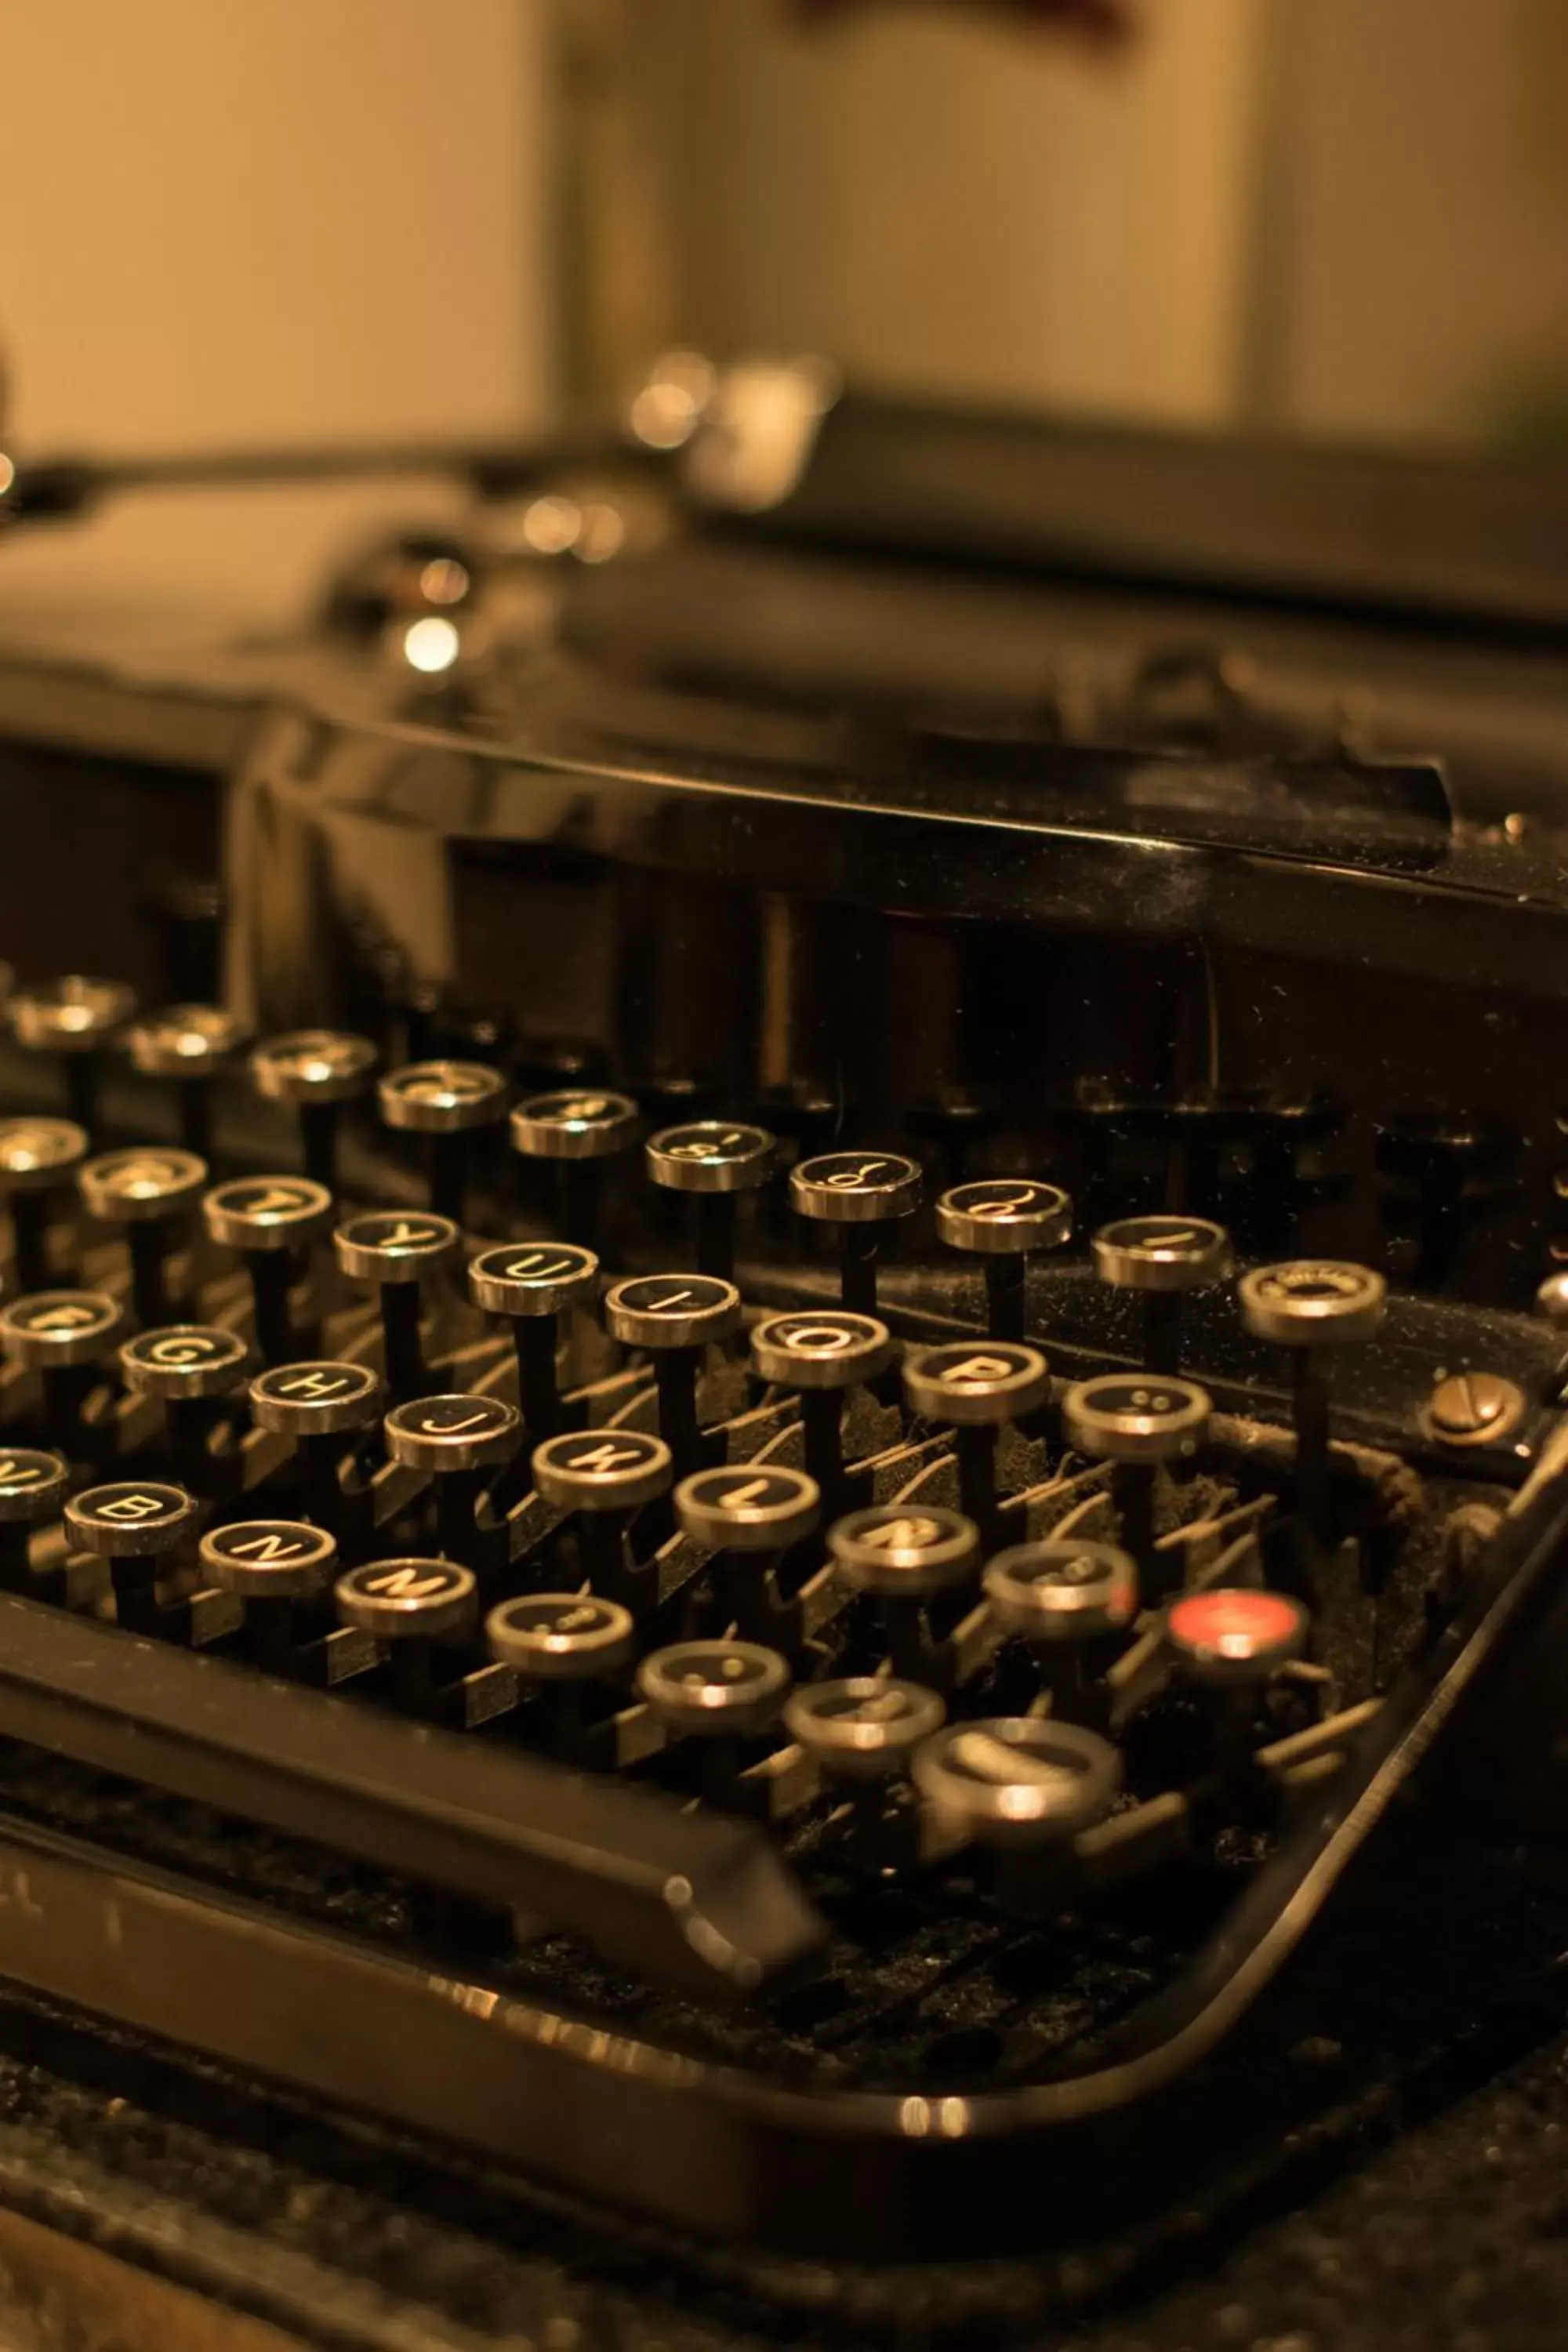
<box><xmin>2</xmin><ymin>365</ymin><xmax>1568</xmax><ymax>2270</ymax></box>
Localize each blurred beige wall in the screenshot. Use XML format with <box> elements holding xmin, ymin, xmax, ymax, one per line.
<box><xmin>0</xmin><ymin>0</ymin><xmax>548</xmax><ymax>629</ymax></box>
<box><xmin>620</xmin><ymin>0</ymin><xmax>1268</xmax><ymax>426</ymax></box>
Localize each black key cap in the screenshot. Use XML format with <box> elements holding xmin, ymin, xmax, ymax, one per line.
<box><xmin>983</xmin><ymin>1538</ymin><xmax>1138</xmax><ymax>1723</ymax></box>
<box><xmin>487</xmin><ymin>1591</ymin><xmax>636</xmax><ymax>1756</ymax></box>
<box><xmin>638</xmin><ymin>1636</ymin><xmax>793</xmax><ymax>1802</ymax></box>
<box><xmin>913</xmin><ymin>1717</ymin><xmax>1121</xmax><ymax>1849</ymax></box>
<box><xmin>79</xmin><ymin>1145</ymin><xmax>207</xmax><ymax>1327</ymax></box>
<box><xmin>1062</xmin><ymin>1373</ymin><xmax>1211</xmax><ymax>1597</ymax></box>
<box><xmin>828</xmin><ymin>1502</ymin><xmax>980</xmax><ymax>1686</ymax></box>
<box><xmin>510</xmin><ymin>1088</ymin><xmax>639</xmax><ymax>1247</ymax></box>
<box><xmin>675</xmin><ymin>1464</ymin><xmax>819</xmax><ymax>1643</ymax></box>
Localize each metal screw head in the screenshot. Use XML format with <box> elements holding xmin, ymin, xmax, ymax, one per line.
<box><xmin>1423</xmin><ymin>1370</ymin><xmax>1527</xmax><ymax>1450</ymax></box>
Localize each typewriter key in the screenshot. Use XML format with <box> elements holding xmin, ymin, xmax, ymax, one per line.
<box><xmin>531</xmin><ymin>1425</ymin><xmax>673</xmax><ymax>1601</ymax></box>
<box><xmin>378</xmin><ymin>1059</ymin><xmax>508</xmax><ymax>1226</ymax></box>
<box><xmin>250</xmin><ymin>1029</ymin><xmax>377</xmax><ymax>1192</ymax></box>
<box><xmin>829</xmin><ymin>1501</ymin><xmax>980</xmax><ymax>1683</ymax></box>
<box><xmin>0</xmin><ymin>1287</ymin><xmax>122</xmax><ymax>1451</ymax></box>
<box><xmin>783</xmin><ymin>1676</ymin><xmax>946</xmax><ymax>1784</ymax></box>
<box><xmin>1237</xmin><ymin>1261</ymin><xmax>1386</xmax><ymax>1542</ymax></box>
<box><xmin>64</xmin><ymin>1478</ymin><xmax>201</xmax><ymax>1632</ymax></box>
<box><xmin>384</xmin><ymin>1392</ymin><xmax>521</xmax><ymax>1565</ymax></box>
<box><xmin>645</xmin><ymin>1120</ymin><xmax>776</xmax><ymax>1281</ymax></box>
<box><xmin>675</xmin><ymin>1465</ymin><xmax>820</xmax><ymax>1642</ymax></box>
<box><xmin>903</xmin><ymin>1341</ymin><xmax>1050</xmax><ymax>1547</ymax></box>
<box><xmin>333</xmin><ymin>1210</ymin><xmax>462</xmax><ymax>1400</ymax></box>
<box><xmin>637</xmin><ymin>1638</ymin><xmax>792</xmax><ymax>1739</ymax></box>
<box><xmin>603</xmin><ymin>1272</ymin><xmax>742</xmax><ymax>1479</ymax></box>
<box><xmin>0</xmin><ymin>1447</ymin><xmax>69</xmax><ymax>1593</ymax></box>
<box><xmin>936</xmin><ymin>1178</ymin><xmax>1072</xmax><ymax>1342</ymax></box>
<box><xmin>249</xmin><ymin>1359</ymin><xmax>386</xmax><ymax>1537</ymax></box>
<box><xmin>750</xmin><ymin>1308</ymin><xmax>893</xmax><ymax>1512</ymax></box>
<box><xmin>335</xmin><ymin>1556</ymin><xmax>478</xmax><ymax>1715</ymax></box>
<box><xmin>468</xmin><ymin>1240</ymin><xmax>599</xmax><ymax>1440</ymax></box>
<box><xmin>1091</xmin><ymin>1214</ymin><xmax>1232</xmax><ymax>1374</ymax></box>
<box><xmin>487</xmin><ymin>1591</ymin><xmax>636</xmax><ymax>1682</ymax></box>
<box><xmin>913</xmin><ymin>1716</ymin><xmax>1121</xmax><ymax>1848</ymax></box>
<box><xmin>789</xmin><ymin>1150</ymin><xmax>923</xmax><ymax>1316</ymax></box>
<box><xmin>983</xmin><ymin>1538</ymin><xmax>1139</xmax><ymax>1722</ymax></box>
<box><xmin>80</xmin><ymin>1145</ymin><xmax>207</xmax><ymax>1327</ymax></box>
<box><xmin>510</xmin><ymin>1089</ymin><xmax>639</xmax><ymax>1246</ymax></box>
<box><xmin>120</xmin><ymin>1323</ymin><xmax>249</xmax><ymax>1493</ymax></box>
<box><xmin>0</xmin><ymin>1116</ymin><xmax>89</xmax><ymax>1291</ymax></box>
<box><xmin>1062</xmin><ymin>1373</ymin><xmax>1211</xmax><ymax>1592</ymax></box>
<box><xmin>199</xmin><ymin>1519</ymin><xmax>337</xmax><ymax>1669</ymax></box>
<box><xmin>1165</xmin><ymin>1584</ymin><xmax>1308</xmax><ymax>1689</ymax></box>
<box><xmin>9</xmin><ymin>976</ymin><xmax>136</xmax><ymax>1139</ymax></box>
<box><xmin>204</xmin><ymin>1177</ymin><xmax>334</xmax><ymax>1364</ymax></box>
<box><xmin>126</xmin><ymin>1005</ymin><xmax>245</xmax><ymax>1159</ymax></box>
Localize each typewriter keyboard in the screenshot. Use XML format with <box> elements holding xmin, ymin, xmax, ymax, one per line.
<box><xmin>0</xmin><ymin>974</ymin><xmax>1559</xmax><ymax>2248</ymax></box>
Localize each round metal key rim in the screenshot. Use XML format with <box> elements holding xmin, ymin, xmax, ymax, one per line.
<box><xmin>1165</xmin><ymin>1585</ymin><xmax>1309</xmax><ymax>1686</ymax></box>
<box><xmin>827</xmin><ymin>1504</ymin><xmax>981</xmax><ymax>1595</ymax></box>
<box><xmin>0</xmin><ymin>1290</ymin><xmax>123</xmax><ymax>1366</ymax></box>
<box><xmin>486</xmin><ymin>1593</ymin><xmax>637</xmax><ymax>1680</ymax></box>
<box><xmin>250</xmin><ymin>1031</ymin><xmax>377</xmax><ymax>1104</ymax></box>
<box><xmin>127</xmin><ymin>1005</ymin><xmax>246</xmax><ymax>1076</ymax></box>
<box><xmin>603</xmin><ymin>1273</ymin><xmax>743</xmax><ymax>1351</ymax></box>
<box><xmin>199</xmin><ymin>1519</ymin><xmax>337</xmax><ymax>1597</ymax></box>
<box><xmin>902</xmin><ymin>1341</ymin><xmax>1051</xmax><ymax>1427</ymax></box>
<box><xmin>10</xmin><ymin>977</ymin><xmax>136</xmax><ymax>1053</ymax></box>
<box><xmin>333</xmin><ymin>1212</ymin><xmax>463</xmax><ymax>1284</ymax></box>
<box><xmin>936</xmin><ymin>1180</ymin><xmax>1073</xmax><ymax>1256</ymax></box>
<box><xmin>645</xmin><ymin>1121</ymin><xmax>776</xmax><ymax>1194</ymax></box>
<box><xmin>783</xmin><ymin>1676</ymin><xmax>946</xmax><ymax>1780</ymax></box>
<box><xmin>912</xmin><ymin>1716</ymin><xmax>1122</xmax><ymax>1845</ymax></box>
<box><xmin>637</xmin><ymin>1639</ymin><xmax>793</xmax><ymax>1735</ymax></box>
<box><xmin>204</xmin><ymin>1178</ymin><xmax>336</xmax><ymax>1253</ymax></box>
<box><xmin>1237</xmin><ymin>1260</ymin><xmax>1388</xmax><ymax>1348</ymax></box>
<box><xmin>383</xmin><ymin>1393</ymin><xmax>523</xmax><ymax>1470</ymax></box>
<box><xmin>249</xmin><ymin>1361</ymin><xmax>387</xmax><ymax>1433</ymax></box>
<box><xmin>509</xmin><ymin>1089</ymin><xmax>640</xmax><ymax>1161</ymax></box>
<box><xmin>80</xmin><ymin>1148</ymin><xmax>209</xmax><ymax>1222</ymax></box>
<box><xmin>1091</xmin><ymin>1215</ymin><xmax>1233</xmax><ymax>1294</ymax></box>
<box><xmin>335</xmin><ymin>1558</ymin><xmax>478</xmax><ymax>1639</ymax></box>
<box><xmin>1062</xmin><ymin>1373</ymin><xmax>1213</xmax><ymax>1463</ymax></box>
<box><xmin>789</xmin><ymin>1152</ymin><xmax>924</xmax><ymax>1225</ymax></box>
<box><xmin>674</xmin><ymin>1465</ymin><xmax>822</xmax><ymax>1552</ymax></box>
<box><xmin>531</xmin><ymin>1428</ymin><xmax>674</xmax><ymax>1512</ymax></box>
<box><xmin>120</xmin><ymin>1325</ymin><xmax>250</xmax><ymax>1399</ymax></box>
<box><xmin>0</xmin><ymin>1449</ymin><xmax>70</xmax><ymax>1524</ymax></box>
<box><xmin>750</xmin><ymin>1309</ymin><xmax>894</xmax><ymax>1390</ymax></box>
<box><xmin>982</xmin><ymin>1539</ymin><xmax>1140</xmax><ymax>1642</ymax></box>
<box><xmin>64</xmin><ymin>1481</ymin><xmax>199</xmax><ymax>1555</ymax></box>
<box><xmin>469</xmin><ymin>1242</ymin><xmax>600</xmax><ymax>1319</ymax></box>
<box><xmin>0</xmin><ymin>1118</ymin><xmax>89</xmax><ymax>1191</ymax></box>
<box><xmin>377</xmin><ymin>1060</ymin><xmax>509</xmax><ymax>1134</ymax></box>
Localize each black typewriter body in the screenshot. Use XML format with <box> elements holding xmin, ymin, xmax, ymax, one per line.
<box><xmin>2</xmin><ymin>420</ymin><xmax>1568</xmax><ymax>2268</ymax></box>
